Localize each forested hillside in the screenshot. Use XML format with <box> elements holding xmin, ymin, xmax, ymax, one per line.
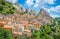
<box><xmin>56</xmin><ymin>17</ymin><xmax>60</xmax><ymax>21</ymax></box>
<box><xmin>0</xmin><ymin>0</ymin><xmax>15</xmax><ymax>14</ymax></box>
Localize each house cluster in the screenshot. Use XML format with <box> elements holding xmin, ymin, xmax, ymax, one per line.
<box><xmin>0</xmin><ymin>5</ymin><xmax>52</xmax><ymax>37</ymax></box>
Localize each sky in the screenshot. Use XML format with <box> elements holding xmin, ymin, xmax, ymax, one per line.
<box><xmin>7</xmin><ymin>0</ymin><xmax>60</xmax><ymax>18</ymax></box>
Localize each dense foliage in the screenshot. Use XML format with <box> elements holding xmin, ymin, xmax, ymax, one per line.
<box><xmin>31</xmin><ymin>25</ymin><xmax>60</xmax><ymax>39</ymax></box>
<box><xmin>24</xmin><ymin>19</ymin><xmax>60</xmax><ymax>39</ymax></box>
<box><xmin>0</xmin><ymin>28</ymin><xmax>13</xmax><ymax>39</ymax></box>
<box><xmin>0</xmin><ymin>22</ymin><xmax>60</xmax><ymax>39</ymax></box>
<box><xmin>55</xmin><ymin>17</ymin><xmax>60</xmax><ymax>26</ymax></box>
<box><xmin>0</xmin><ymin>0</ymin><xmax>15</xmax><ymax>14</ymax></box>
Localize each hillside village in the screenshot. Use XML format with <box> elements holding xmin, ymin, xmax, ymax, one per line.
<box><xmin>0</xmin><ymin>0</ymin><xmax>60</xmax><ymax>39</ymax></box>
<box><xmin>0</xmin><ymin>3</ymin><xmax>52</xmax><ymax>36</ymax></box>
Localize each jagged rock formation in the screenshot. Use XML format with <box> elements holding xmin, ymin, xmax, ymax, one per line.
<box><xmin>30</xmin><ymin>10</ymin><xmax>38</xmax><ymax>16</ymax></box>
<box><xmin>37</xmin><ymin>8</ymin><xmax>52</xmax><ymax>24</ymax></box>
<box><xmin>39</xmin><ymin>8</ymin><xmax>51</xmax><ymax>19</ymax></box>
<box><xmin>25</xmin><ymin>8</ymin><xmax>38</xmax><ymax>16</ymax></box>
<box><xmin>25</xmin><ymin>8</ymin><xmax>30</xmax><ymax>14</ymax></box>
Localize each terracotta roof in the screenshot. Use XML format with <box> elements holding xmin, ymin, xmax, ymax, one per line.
<box><xmin>3</xmin><ymin>26</ymin><xmax>13</xmax><ymax>29</ymax></box>
<box><xmin>0</xmin><ymin>23</ymin><xmax>4</xmax><ymax>25</ymax></box>
<box><xmin>0</xmin><ymin>19</ymin><xmax>7</xmax><ymax>25</ymax></box>
<box><xmin>12</xmin><ymin>31</ymin><xmax>22</xmax><ymax>35</ymax></box>
<box><xmin>0</xmin><ymin>19</ymin><xmax>6</xmax><ymax>21</ymax></box>
<box><xmin>24</xmin><ymin>29</ymin><xmax>31</xmax><ymax>33</ymax></box>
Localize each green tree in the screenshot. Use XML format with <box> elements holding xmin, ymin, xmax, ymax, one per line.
<box><xmin>31</xmin><ymin>24</ymin><xmax>60</xmax><ymax>39</ymax></box>
<box><xmin>0</xmin><ymin>28</ymin><xmax>13</xmax><ymax>39</ymax></box>
<box><xmin>0</xmin><ymin>0</ymin><xmax>15</xmax><ymax>14</ymax></box>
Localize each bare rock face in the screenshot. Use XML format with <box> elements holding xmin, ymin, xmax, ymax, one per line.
<box><xmin>37</xmin><ymin>8</ymin><xmax>52</xmax><ymax>24</ymax></box>
<box><xmin>39</xmin><ymin>8</ymin><xmax>51</xmax><ymax>19</ymax></box>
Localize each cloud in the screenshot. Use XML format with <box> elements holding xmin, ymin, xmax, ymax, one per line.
<box><xmin>43</xmin><ymin>7</ymin><xmax>51</xmax><ymax>12</ymax></box>
<box><xmin>34</xmin><ymin>0</ymin><xmax>40</xmax><ymax>7</ymax></box>
<box><xmin>26</xmin><ymin>0</ymin><xmax>34</xmax><ymax>6</ymax></box>
<box><xmin>25</xmin><ymin>0</ymin><xmax>55</xmax><ymax>8</ymax></box>
<box><xmin>45</xmin><ymin>6</ymin><xmax>60</xmax><ymax>13</ymax></box>
<box><xmin>50</xmin><ymin>14</ymin><xmax>60</xmax><ymax>18</ymax></box>
<box><xmin>50</xmin><ymin>6</ymin><xmax>60</xmax><ymax>12</ymax></box>
<box><xmin>34</xmin><ymin>3</ymin><xmax>39</xmax><ymax>7</ymax></box>
<box><xmin>6</xmin><ymin>0</ymin><xmax>18</xmax><ymax>3</ymax></box>
<box><xmin>44</xmin><ymin>0</ymin><xmax>55</xmax><ymax>4</ymax></box>
<box><xmin>43</xmin><ymin>5</ymin><xmax>60</xmax><ymax>18</ymax></box>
